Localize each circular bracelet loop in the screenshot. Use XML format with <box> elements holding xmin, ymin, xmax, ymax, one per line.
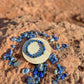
<box><xmin>26</xmin><ymin>40</ymin><xmax>45</xmax><ymax>58</ymax></box>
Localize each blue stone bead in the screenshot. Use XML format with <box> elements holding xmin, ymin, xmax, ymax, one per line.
<box><xmin>52</xmin><ymin>35</ymin><xmax>59</xmax><ymax>40</ymax></box>
<box><xmin>39</xmin><ymin>72</ymin><xmax>44</xmax><ymax>78</ymax></box>
<box><xmin>6</xmin><ymin>57</ymin><xmax>10</xmax><ymax>60</ymax></box>
<box><xmin>54</xmin><ymin>57</ymin><xmax>58</xmax><ymax>62</ymax></box>
<box><xmin>8</xmin><ymin>61</ymin><xmax>14</xmax><ymax>66</ymax></box>
<box><xmin>35</xmin><ymin>80</ymin><xmax>38</xmax><ymax>84</ymax></box>
<box><xmin>64</xmin><ymin>73</ymin><xmax>68</xmax><ymax>77</ymax></box>
<box><xmin>44</xmin><ymin>64</ymin><xmax>48</xmax><ymax>66</ymax></box>
<box><xmin>55</xmin><ymin>37</ymin><xmax>59</xmax><ymax>40</ymax></box>
<box><xmin>52</xmin><ymin>81</ymin><xmax>57</xmax><ymax>84</ymax></box>
<box><xmin>11</xmin><ymin>45</ymin><xmax>15</xmax><ymax>48</ymax></box>
<box><xmin>31</xmin><ymin>68</ymin><xmax>34</xmax><ymax>72</ymax></box>
<box><xmin>14</xmin><ymin>61</ymin><xmax>20</xmax><ymax>67</ymax></box>
<box><xmin>28</xmin><ymin>31</ymin><xmax>32</xmax><ymax>34</ymax></box>
<box><xmin>9</xmin><ymin>49</ymin><xmax>13</xmax><ymax>54</ymax></box>
<box><xmin>11</xmin><ymin>36</ymin><xmax>16</xmax><ymax>41</ymax></box>
<box><xmin>61</xmin><ymin>67</ymin><xmax>65</xmax><ymax>70</ymax></box>
<box><xmin>27</xmin><ymin>76</ymin><xmax>35</xmax><ymax>84</ymax></box>
<box><xmin>30</xmin><ymin>34</ymin><xmax>36</xmax><ymax>38</ymax></box>
<box><xmin>60</xmin><ymin>75</ymin><xmax>65</xmax><ymax>80</ymax></box>
<box><xmin>33</xmin><ymin>74</ymin><xmax>38</xmax><ymax>78</ymax></box>
<box><xmin>57</xmin><ymin>74</ymin><xmax>61</xmax><ymax>80</ymax></box>
<box><xmin>16</xmin><ymin>38</ymin><xmax>22</xmax><ymax>42</ymax></box>
<box><xmin>33</xmin><ymin>31</ymin><xmax>38</xmax><ymax>35</ymax></box>
<box><xmin>22</xmin><ymin>69</ymin><xmax>25</xmax><ymax>74</ymax></box>
<box><xmin>52</xmin><ymin>35</ymin><xmax>55</xmax><ymax>39</ymax></box>
<box><xmin>37</xmin><ymin>32</ymin><xmax>41</xmax><ymax>35</ymax></box>
<box><xmin>22</xmin><ymin>33</ymin><xmax>28</xmax><ymax>38</ymax></box>
<box><xmin>37</xmin><ymin>77</ymin><xmax>40</xmax><ymax>82</ymax></box>
<box><xmin>54</xmin><ymin>69</ymin><xmax>58</xmax><ymax>75</ymax></box>
<box><xmin>10</xmin><ymin>57</ymin><xmax>16</xmax><ymax>62</ymax></box>
<box><xmin>50</xmin><ymin>38</ymin><xmax>55</xmax><ymax>42</ymax></box>
<box><xmin>57</xmin><ymin>64</ymin><xmax>62</xmax><ymax>70</ymax></box>
<box><xmin>51</xmin><ymin>60</ymin><xmax>56</xmax><ymax>64</ymax></box>
<box><xmin>41</xmin><ymin>32</ymin><xmax>47</xmax><ymax>37</ymax></box>
<box><xmin>60</xmin><ymin>47</ymin><xmax>64</xmax><ymax>50</ymax></box>
<box><xmin>58</xmin><ymin>70</ymin><xmax>64</xmax><ymax>74</ymax></box>
<box><xmin>33</xmin><ymin>70</ymin><xmax>38</xmax><ymax>75</ymax></box>
<box><xmin>24</xmin><ymin>69</ymin><xmax>30</xmax><ymax>74</ymax></box>
<box><xmin>55</xmin><ymin>78</ymin><xmax>59</xmax><ymax>82</ymax></box>
<box><xmin>55</xmin><ymin>43</ymin><xmax>60</xmax><ymax>50</ymax></box>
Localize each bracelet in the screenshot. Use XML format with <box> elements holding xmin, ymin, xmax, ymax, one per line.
<box><xmin>26</xmin><ymin>40</ymin><xmax>45</xmax><ymax>58</ymax></box>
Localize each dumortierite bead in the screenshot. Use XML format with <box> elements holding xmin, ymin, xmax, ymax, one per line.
<box><xmin>61</xmin><ymin>44</ymin><xmax>68</xmax><ymax>50</ymax></box>
<box><xmin>50</xmin><ymin>38</ymin><xmax>55</xmax><ymax>42</ymax></box>
<box><xmin>14</xmin><ymin>61</ymin><xmax>20</xmax><ymax>67</ymax></box>
<box><xmin>11</xmin><ymin>45</ymin><xmax>15</xmax><ymax>48</ymax></box>
<box><xmin>41</xmin><ymin>32</ymin><xmax>47</xmax><ymax>37</ymax></box>
<box><xmin>54</xmin><ymin>69</ymin><xmax>58</xmax><ymax>75</ymax></box>
<box><xmin>39</xmin><ymin>72</ymin><xmax>44</xmax><ymax>78</ymax></box>
<box><xmin>52</xmin><ymin>81</ymin><xmax>57</xmax><ymax>84</ymax></box>
<box><xmin>33</xmin><ymin>31</ymin><xmax>38</xmax><ymax>35</ymax></box>
<box><xmin>58</xmin><ymin>69</ymin><xmax>64</xmax><ymax>74</ymax></box>
<box><xmin>35</xmin><ymin>80</ymin><xmax>38</xmax><ymax>84</ymax></box>
<box><xmin>16</xmin><ymin>38</ymin><xmax>22</xmax><ymax>42</ymax></box>
<box><xmin>11</xmin><ymin>36</ymin><xmax>16</xmax><ymax>41</ymax></box>
<box><xmin>55</xmin><ymin>43</ymin><xmax>60</xmax><ymax>50</ymax></box>
<box><xmin>33</xmin><ymin>74</ymin><xmax>38</xmax><ymax>78</ymax></box>
<box><xmin>33</xmin><ymin>70</ymin><xmax>38</xmax><ymax>75</ymax></box>
<box><xmin>37</xmin><ymin>77</ymin><xmax>40</xmax><ymax>82</ymax></box>
<box><xmin>22</xmin><ymin>33</ymin><xmax>28</xmax><ymax>38</ymax></box>
<box><xmin>8</xmin><ymin>61</ymin><xmax>14</xmax><ymax>66</ymax></box>
<box><xmin>60</xmin><ymin>75</ymin><xmax>65</xmax><ymax>80</ymax></box>
<box><xmin>57</xmin><ymin>64</ymin><xmax>62</xmax><ymax>70</ymax></box>
<box><xmin>29</xmin><ymin>34</ymin><xmax>36</xmax><ymax>38</ymax></box>
<box><xmin>9</xmin><ymin>49</ymin><xmax>13</xmax><ymax>54</ymax></box>
<box><xmin>22</xmin><ymin>68</ymin><xmax>30</xmax><ymax>74</ymax></box>
<box><xmin>52</xmin><ymin>35</ymin><xmax>59</xmax><ymax>40</ymax></box>
<box><xmin>64</xmin><ymin>73</ymin><xmax>68</xmax><ymax>77</ymax></box>
<box><xmin>27</xmin><ymin>76</ymin><xmax>35</xmax><ymax>84</ymax></box>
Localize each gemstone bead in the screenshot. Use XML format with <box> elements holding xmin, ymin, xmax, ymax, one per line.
<box><xmin>11</xmin><ymin>36</ymin><xmax>16</xmax><ymax>41</ymax></box>
<box><xmin>55</xmin><ymin>43</ymin><xmax>60</xmax><ymax>50</ymax></box>
<box><xmin>33</xmin><ymin>70</ymin><xmax>38</xmax><ymax>75</ymax></box>
<box><xmin>52</xmin><ymin>81</ymin><xmax>57</xmax><ymax>84</ymax></box>
<box><xmin>56</xmin><ymin>64</ymin><xmax>62</xmax><ymax>70</ymax></box>
<box><xmin>8</xmin><ymin>61</ymin><xmax>14</xmax><ymax>66</ymax></box>
<box><xmin>54</xmin><ymin>69</ymin><xmax>58</xmax><ymax>75</ymax></box>
<box><xmin>64</xmin><ymin>73</ymin><xmax>68</xmax><ymax>77</ymax></box>
<box><xmin>14</xmin><ymin>61</ymin><xmax>20</xmax><ymax>67</ymax></box>
<box><xmin>27</xmin><ymin>76</ymin><xmax>35</xmax><ymax>84</ymax></box>
<box><xmin>11</xmin><ymin>45</ymin><xmax>15</xmax><ymax>48</ymax></box>
<box><xmin>22</xmin><ymin>68</ymin><xmax>30</xmax><ymax>74</ymax></box>
<box><xmin>16</xmin><ymin>38</ymin><xmax>22</xmax><ymax>42</ymax></box>
<box><xmin>39</xmin><ymin>72</ymin><xmax>44</xmax><ymax>78</ymax></box>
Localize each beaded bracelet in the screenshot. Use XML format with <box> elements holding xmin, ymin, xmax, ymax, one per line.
<box><xmin>26</xmin><ymin>40</ymin><xmax>45</xmax><ymax>58</ymax></box>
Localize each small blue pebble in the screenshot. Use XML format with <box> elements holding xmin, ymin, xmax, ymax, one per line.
<box><xmin>9</xmin><ymin>49</ymin><xmax>13</xmax><ymax>54</ymax></box>
<box><xmin>39</xmin><ymin>72</ymin><xmax>44</xmax><ymax>78</ymax></box>
<box><xmin>27</xmin><ymin>76</ymin><xmax>35</xmax><ymax>84</ymax></box>
<box><xmin>54</xmin><ymin>69</ymin><xmax>58</xmax><ymax>75</ymax></box>
<box><xmin>56</xmin><ymin>64</ymin><xmax>62</xmax><ymax>70</ymax></box>
<box><xmin>33</xmin><ymin>70</ymin><xmax>38</xmax><ymax>75</ymax></box>
<box><xmin>11</xmin><ymin>36</ymin><xmax>16</xmax><ymax>41</ymax></box>
<box><xmin>16</xmin><ymin>38</ymin><xmax>22</xmax><ymax>42</ymax></box>
<box><xmin>60</xmin><ymin>75</ymin><xmax>65</xmax><ymax>80</ymax></box>
<box><xmin>8</xmin><ymin>61</ymin><xmax>14</xmax><ymax>66</ymax></box>
<box><xmin>52</xmin><ymin>81</ymin><xmax>57</xmax><ymax>84</ymax></box>
<box><xmin>64</xmin><ymin>73</ymin><xmax>68</xmax><ymax>77</ymax></box>
<box><xmin>58</xmin><ymin>69</ymin><xmax>64</xmax><ymax>74</ymax></box>
<box><xmin>11</xmin><ymin>45</ymin><xmax>15</xmax><ymax>48</ymax></box>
